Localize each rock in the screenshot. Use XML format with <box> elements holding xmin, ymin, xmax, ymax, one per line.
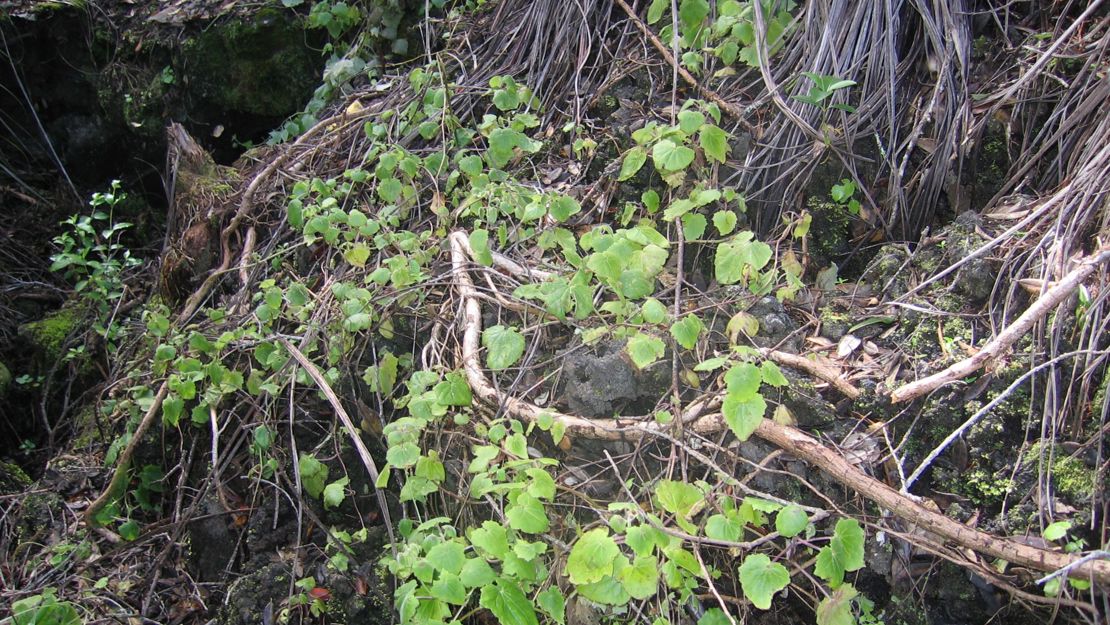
<box><xmin>746</xmin><ymin>296</ymin><xmax>801</xmax><ymax>352</ymax></box>
<box><xmin>561</xmin><ymin>341</ymin><xmax>669</xmax><ymax>418</ymax></box>
<box><xmin>188</xmin><ymin>493</ymin><xmax>238</xmax><ymax>581</ymax></box>
<box><xmin>220</xmin><ymin>562</ymin><xmax>293</xmax><ymax>625</ymax></box>
<box><xmin>860</xmin><ymin>244</ymin><xmax>911</xmax><ymax>298</ymax></box>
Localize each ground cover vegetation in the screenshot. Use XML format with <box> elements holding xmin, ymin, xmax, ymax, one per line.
<box><xmin>1</xmin><ymin>1</ymin><xmax>1109</xmax><ymax>625</ymax></box>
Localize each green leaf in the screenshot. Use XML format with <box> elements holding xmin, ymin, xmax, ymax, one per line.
<box><xmin>619</xmin><ymin>555</ymin><xmax>660</xmax><ymax>600</ymax></box>
<box><xmin>699</xmin><ymin>125</ymin><xmax>729</xmax><ymax>163</ymax></box>
<box><xmin>434</xmin><ymin>372</ymin><xmax>472</xmax><ymax>406</ymax></box>
<box><xmin>670</xmin><ymin>314</ymin><xmax>704</xmax><ymax>349</ymax></box>
<box><xmin>118</xmin><ymin>519</ymin><xmax>140</xmax><ymax>541</ymax></box>
<box><xmin>431</xmin><ymin>573</ymin><xmax>467</xmax><ymax>605</ymax></box>
<box><xmin>426</xmin><ymin>540</ymin><xmax>466</xmax><ymax>575</ymax></box>
<box><xmin>378</xmin><ymin>177</ymin><xmax>402</xmax><ymax>202</ymax></box>
<box><xmin>459</xmin><ymin>154</ymin><xmax>484</xmax><ymax>177</ymax></box>
<box><xmin>1043</xmin><ymin>520</ymin><xmax>1072</xmax><ymax>541</ymax></box>
<box><xmin>678</xmin><ymin>0</ymin><xmax>710</xmax><ymax>35</ymax></box>
<box><xmin>460</xmin><ymin>558</ymin><xmax>497</xmax><ymax>587</ymax></box>
<box><xmin>646</xmin><ymin>0</ymin><xmax>668</xmax><ymax>24</ymax></box>
<box><xmin>625</xmin><ymin>524</ymin><xmax>666</xmax><ymax>556</ymax></box>
<box><xmin>738</xmin><ymin>553</ymin><xmax>790</xmax><ymax>610</ymax></box>
<box><xmin>619</xmin><ymin>147</ymin><xmax>648</xmax><ymax>181</ymax></box>
<box><xmin>506</xmin><ymin>493</ymin><xmax>550</xmax><ymax>534</ymax></box>
<box><xmin>760</xmin><ymin>361</ymin><xmax>789</xmax><ymax>387</ymax></box>
<box><xmin>323</xmin><ymin>476</ymin><xmax>349</xmax><ymax>509</ymax></box>
<box><xmin>566</xmin><ymin>528</ymin><xmax>620</xmax><ymax>585</ymax></box>
<box><xmin>705</xmin><ymin>513</ymin><xmax>743</xmax><ymax>541</ymax></box>
<box><xmin>386</xmin><ymin>442</ymin><xmax>420</xmax><ymax>468</ymax></box>
<box><xmin>713</xmin><ymin>210</ymin><xmax>737</xmax><ymax>235</ymax></box>
<box><xmin>298</xmin><ymin>453</ymin><xmax>329</xmax><ymax>499</ymax></box>
<box><xmin>626</xmin><ymin>332</ymin><xmax>666</xmax><ymax>369</ymax></box>
<box><xmin>550</xmin><ymin>195</ymin><xmax>581</xmax><ymax>222</ymax></box>
<box><xmin>654</xmin><ymin>480</ymin><xmax>705</xmax><ymax>520</ymax></box>
<box><xmin>678</xmin><ymin>110</ymin><xmax>705</xmax><ymax>134</ymax></box>
<box><xmin>642</xmin><ymin>189</ymin><xmax>661</xmax><ymax>213</ymax></box>
<box><xmin>652</xmin><ymin>139</ymin><xmax>696</xmax><ymax>172</ymax></box>
<box><xmin>536</xmin><ymin>587</ymin><xmax>566</xmax><ymax>625</ymax></box>
<box><xmin>724</xmin><ymin>362</ymin><xmax>762</xmax><ymax>396</ymax></box>
<box><xmin>479</xmin><ymin>581</ymin><xmax>539</xmax><ymax>625</ymax></box>
<box><xmin>715</xmin><ymin>232</ymin><xmax>773</xmax><ymax>284</ymax></box>
<box><xmin>814</xmin><ymin>518</ymin><xmax>866</xmax><ymax>587</ymax></box>
<box><xmin>681</xmin><ymin>213</ymin><xmax>707</xmax><ymax>241</ymax></box>
<box><xmin>162</xmin><ymin>394</ymin><xmax>184</xmax><ymax>427</ymax></box>
<box><xmin>722</xmin><ymin>392</ymin><xmax>766</xmax><ymax>441</ymax></box>
<box><xmin>470</xmin><ymin>521</ymin><xmax>510</xmax><ymax>559</ymax></box>
<box><xmin>775</xmin><ymin>505</ymin><xmax>808</xmax><ymax>538</ymax></box>
<box><xmin>698</xmin><ymin>608</ymin><xmax>732</xmax><ymax>625</ymax></box>
<box><xmin>483</xmin><ymin>325</ymin><xmax>526</xmax><ymax>371</ymax></box>
<box><xmin>816</xmin><ymin>584</ymin><xmax>858</xmax><ymax>625</ymax></box>
<box><xmin>344</xmin><ymin>242</ymin><xmax>371</xmax><ymax>267</ymax></box>
<box><xmin>619</xmin><ymin>269</ymin><xmax>654</xmax><ymax>299</ymax></box>
<box><xmin>642</xmin><ymin>298</ymin><xmax>668</xmax><ymax>324</ymax></box>
<box><xmin>577</xmin><ymin>563</ymin><xmax>632</xmax><ymax>606</ymax></box>
<box><xmin>470</xmin><ymin>229</ymin><xmax>494</xmax><ymax>266</ymax></box>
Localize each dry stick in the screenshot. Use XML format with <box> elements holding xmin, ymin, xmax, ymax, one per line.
<box><xmin>448</xmin><ymin>230</ymin><xmax>1110</xmax><ymax>586</ymax></box>
<box><xmin>85</xmin><ymin>381</ymin><xmax>170</xmax><ymax>524</ymax></box>
<box><xmin>890</xmin><ymin>248</ymin><xmax>1110</xmax><ymax>404</ymax></box>
<box><xmin>612</xmin><ymin>0</ymin><xmax>753</xmax><ymax>128</ymax></box>
<box><xmin>280</xmin><ymin>339</ymin><xmax>397</xmax><ymax>549</ymax></box>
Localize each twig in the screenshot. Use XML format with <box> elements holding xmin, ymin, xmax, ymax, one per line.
<box><xmin>85</xmin><ymin>381</ymin><xmax>170</xmax><ymax>524</ymax></box>
<box><xmin>890</xmin><ymin>248</ymin><xmax>1110</xmax><ymax>404</ymax></box>
<box><xmin>280</xmin><ymin>339</ymin><xmax>397</xmax><ymax>549</ymax></box>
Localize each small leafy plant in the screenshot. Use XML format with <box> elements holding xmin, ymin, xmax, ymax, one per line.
<box><xmin>49</xmin><ymin>180</ymin><xmax>141</xmax><ymax>353</ymax></box>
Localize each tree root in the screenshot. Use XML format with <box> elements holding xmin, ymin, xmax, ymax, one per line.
<box><xmin>448</xmin><ymin>230</ymin><xmax>1110</xmax><ymax>587</ymax></box>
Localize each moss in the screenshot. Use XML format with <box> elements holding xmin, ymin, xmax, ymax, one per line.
<box><xmin>1052</xmin><ymin>454</ymin><xmax>1095</xmax><ymax>500</ymax></box>
<box><xmin>0</xmin><ymin>460</ymin><xmax>32</xmax><ymax>496</ymax></box>
<box><xmin>819</xmin><ymin>306</ymin><xmax>851</xmax><ymax>340</ymax></box>
<box><xmin>806</xmin><ymin>197</ymin><xmax>851</xmax><ymax>267</ymax></box>
<box><xmin>20</xmin><ymin>305</ymin><xmax>80</xmax><ymax>363</ymax></box>
<box><xmin>0</xmin><ymin>361</ymin><xmax>10</xmax><ymax>396</ymax></box>
<box><xmin>181</xmin><ymin>9</ymin><xmax>323</xmax><ymax>118</ymax></box>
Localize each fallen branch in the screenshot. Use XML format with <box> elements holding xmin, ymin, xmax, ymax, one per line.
<box><xmin>85</xmin><ymin>381</ymin><xmax>169</xmax><ymax>524</ymax></box>
<box><xmin>890</xmin><ymin>248</ymin><xmax>1110</xmax><ymax>403</ymax></box>
<box><xmin>448</xmin><ymin>229</ymin><xmax>1110</xmax><ymax>586</ymax></box>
